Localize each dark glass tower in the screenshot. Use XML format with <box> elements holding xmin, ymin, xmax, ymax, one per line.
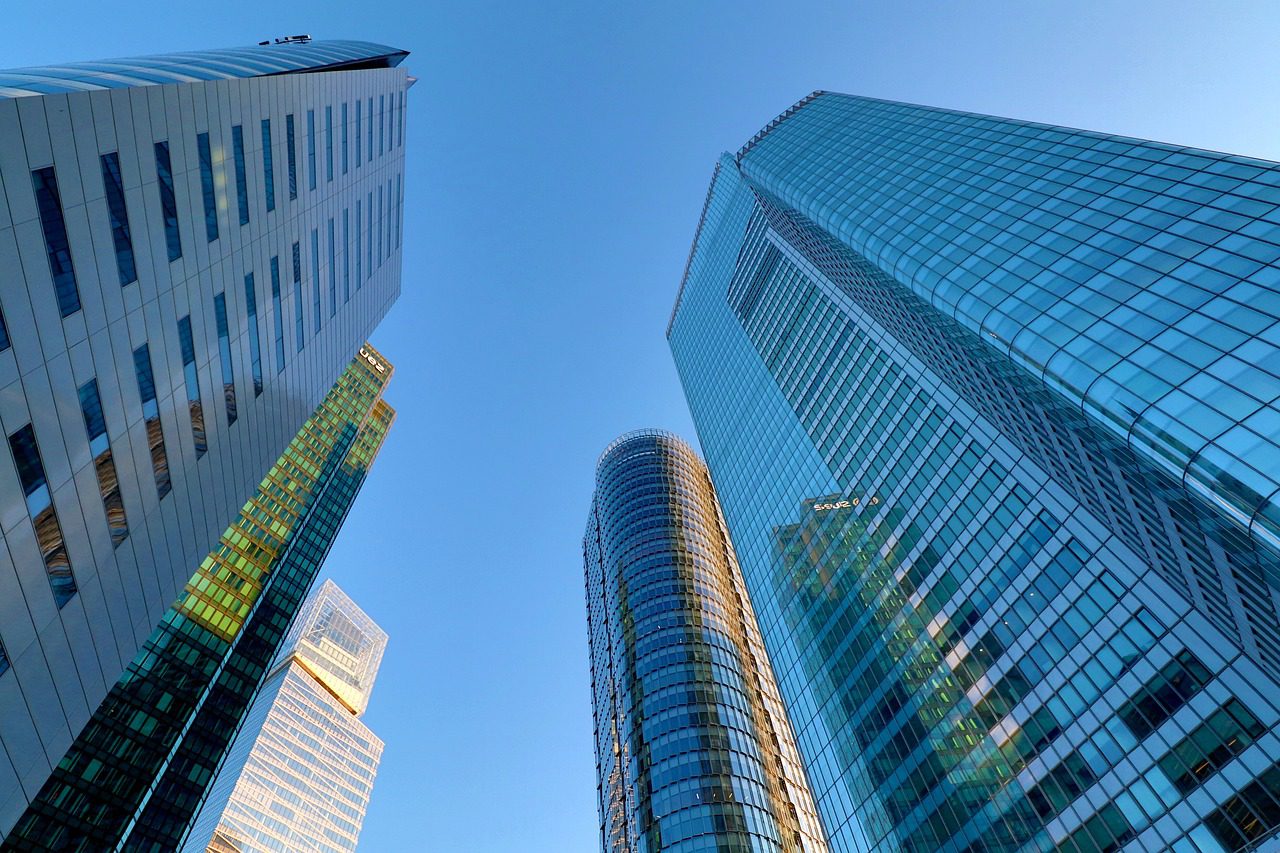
<box><xmin>669</xmin><ymin>94</ymin><xmax>1280</xmax><ymax>852</ymax></box>
<box><xmin>584</xmin><ymin>430</ymin><xmax>828</xmax><ymax>853</ymax></box>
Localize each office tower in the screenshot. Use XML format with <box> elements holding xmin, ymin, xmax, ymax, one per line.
<box><xmin>584</xmin><ymin>430</ymin><xmax>828</xmax><ymax>852</ymax></box>
<box><xmin>0</xmin><ymin>39</ymin><xmax>408</xmax><ymax>836</ymax></box>
<box><xmin>4</xmin><ymin>345</ymin><xmax>394</xmax><ymax>850</ymax></box>
<box><xmin>183</xmin><ymin>579</ymin><xmax>387</xmax><ymax>853</ymax></box>
<box><xmin>668</xmin><ymin>92</ymin><xmax>1280</xmax><ymax>852</ymax></box>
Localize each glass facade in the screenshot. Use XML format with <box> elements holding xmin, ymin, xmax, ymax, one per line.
<box><xmin>585</xmin><ymin>430</ymin><xmax>828</xmax><ymax>853</ymax></box>
<box><xmin>4</xmin><ymin>346</ymin><xmax>395</xmax><ymax>851</ymax></box>
<box><xmin>184</xmin><ymin>581</ymin><xmax>388</xmax><ymax>852</ymax></box>
<box><xmin>668</xmin><ymin>94</ymin><xmax>1280</xmax><ymax>852</ymax></box>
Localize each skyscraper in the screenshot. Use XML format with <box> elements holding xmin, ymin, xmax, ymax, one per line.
<box><xmin>4</xmin><ymin>345</ymin><xmax>394</xmax><ymax>850</ymax></box>
<box><xmin>668</xmin><ymin>93</ymin><xmax>1280</xmax><ymax>852</ymax></box>
<box><xmin>0</xmin><ymin>39</ymin><xmax>408</xmax><ymax>836</ymax></box>
<box><xmin>184</xmin><ymin>579</ymin><xmax>388</xmax><ymax>853</ymax></box>
<box><xmin>584</xmin><ymin>430</ymin><xmax>828</xmax><ymax>852</ymax></box>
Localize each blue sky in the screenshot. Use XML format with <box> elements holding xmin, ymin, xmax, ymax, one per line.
<box><xmin>4</xmin><ymin>1</ymin><xmax>1280</xmax><ymax>849</ymax></box>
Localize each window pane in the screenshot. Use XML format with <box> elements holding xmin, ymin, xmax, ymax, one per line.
<box><xmin>31</xmin><ymin>166</ymin><xmax>81</xmax><ymax>316</ymax></box>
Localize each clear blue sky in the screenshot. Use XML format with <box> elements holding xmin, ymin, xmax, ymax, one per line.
<box><xmin>4</xmin><ymin>2</ymin><xmax>1280</xmax><ymax>849</ymax></box>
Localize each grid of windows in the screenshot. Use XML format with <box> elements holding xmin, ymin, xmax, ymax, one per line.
<box><xmin>9</xmin><ymin>424</ymin><xmax>77</xmax><ymax>607</ymax></box>
<box><xmin>154</xmin><ymin>140</ymin><xmax>183</xmax><ymax>260</ymax></box>
<box><xmin>31</xmin><ymin>166</ymin><xmax>80</xmax><ymax>316</ymax></box>
<box><xmin>213</xmin><ymin>292</ymin><xmax>237</xmax><ymax>425</ymax></box>
<box><xmin>177</xmin><ymin>315</ymin><xmax>207</xmax><ymax>457</ymax></box>
<box><xmin>232</xmin><ymin>124</ymin><xmax>250</xmax><ymax>226</ymax></box>
<box><xmin>77</xmin><ymin>379</ymin><xmax>128</xmax><ymax>546</ymax></box>
<box><xmin>132</xmin><ymin>343</ymin><xmax>171</xmax><ymax>498</ymax></box>
<box><xmin>100</xmin><ymin>152</ymin><xmax>137</xmax><ymax>286</ymax></box>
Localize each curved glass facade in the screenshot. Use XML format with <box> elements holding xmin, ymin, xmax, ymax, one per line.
<box><xmin>584</xmin><ymin>430</ymin><xmax>827</xmax><ymax>853</ymax></box>
<box><xmin>668</xmin><ymin>96</ymin><xmax>1280</xmax><ymax>852</ymax></box>
<box><xmin>0</xmin><ymin>40</ymin><xmax>407</xmax><ymax>99</ymax></box>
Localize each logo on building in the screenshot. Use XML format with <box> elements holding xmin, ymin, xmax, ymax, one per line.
<box><xmin>358</xmin><ymin>347</ymin><xmax>386</xmax><ymax>374</ymax></box>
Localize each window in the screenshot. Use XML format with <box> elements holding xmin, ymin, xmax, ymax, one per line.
<box><xmin>0</xmin><ymin>308</ymin><xmax>9</xmax><ymax>351</ymax></box>
<box><xmin>398</xmin><ymin>90</ymin><xmax>405</xmax><ymax>146</ymax></box>
<box><xmin>325</xmin><ymin>105</ymin><xmax>333</xmax><ymax>183</ymax></box>
<box><xmin>395</xmin><ymin>173</ymin><xmax>403</xmax><ymax>249</ymax></box>
<box><xmin>133</xmin><ymin>343</ymin><xmax>171</xmax><ymax>498</ymax></box>
<box><xmin>367</xmin><ymin>191</ymin><xmax>374</xmax><ymax>279</ymax></box>
<box><xmin>341</xmin><ymin>102</ymin><xmax>349</xmax><ymax>175</ymax></box>
<box><xmin>1118</xmin><ymin>650</ymin><xmax>1213</xmax><ymax>739</ymax></box>
<box><xmin>177</xmin><ymin>315</ymin><xmax>206</xmax><ymax>457</ymax></box>
<box><xmin>306</xmin><ymin>109</ymin><xmax>316</xmax><ymax>191</ymax></box>
<box><xmin>342</xmin><ymin>208</ymin><xmax>350</xmax><ymax>303</ymax></box>
<box><xmin>31</xmin><ymin>166</ymin><xmax>81</xmax><ymax>316</ymax></box>
<box><xmin>377</xmin><ymin>184</ymin><xmax>384</xmax><ymax>267</ymax></box>
<box><xmin>261</xmin><ymin>118</ymin><xmax>275</xmax><ymax>212</ymax></box>
<box><xmin>78</xmin><ymin>379</ymin><xmax>128</xmax><ymax>545</ymax></box>
<box><xmin>154</xmin><ymin>141</ymin><xmax>183</xmax><ymax>260</ymax></box>
<box><xmin>244</xmin><ymin>273</ymin><xmax>263</xmax><ymax>396</ymax></box>
<box><xmin>213</xmin><ymin>293</ymin><xmax>237</xmax><ymax>425</ymax></box>
<box><xmin>1204</xmin><ymin>761</ymin><xmax>1280</xmax><ymax>851</ymax></box>
<box><xmin>196</xmin><ymin>132</ymin><xmax>218</xmax><ymax>242</ymax></box>
<box><xmin>232</xmin><ymin>124</ymin><xmax>250</xmax><ymax>226</ymax></box>
<box><xmin>311</xmin><ymin>229</ymin><xmax>321</xmax><ymax>331</ymax></box>
<box><xmin>1159</xmin><ymin>699</ymin><xmax>1265</xmax><ymax>793</ymax></box>
<box><xmin>355</xmin><ymin>99</ymin><xmax>362</xmax><ymax>167</ymax></box>
<box><xmin>292</xmin><ymin>241</ymin><xmax>304</xmax><ymax>351</ymax></box>
<box><xmin>270</xmin><ymin>256</ymin><xmax>285</xmax><ymax>372</ymax></box>
<box><xmin>0</xmin><ymin>640</ymin><xmax>8</xmax><ymax>678</ymax></box>
<box><xmin>386</xmin><ymin>178</ymin><xmax>393</xmax><ymax>258</ymax></box>
<box><xmin>367</xmin><ymin>97</ymin><xmax>373</xmax><ymax>159</ymax></box>
<box><xmin>9</xmin><ymin>424</ymin><xmax>77</xmax><ymax>607</ymax></box>
<box><xmin>355</xmin><ymin>200</ymin><xmax>362</xmax><ymax>289</ymax></box>
<box><xmin>378</xmin><ymin>94</ymin><xmax>385</xmax><ymax>156</ymax></box>
<box><xmin>100</xmin><ymin>152</ymin><xmax>137</xmax><ymax>285</ymax></box>
<box><xmin>328</xmin><ymin>218</ymin><xmax>337</xmax><ymax>318</ymax></box>
<box><xmin>286</xmin><ymin>113</ymin><xmax>298</xmax><ymax>201</ymax></box>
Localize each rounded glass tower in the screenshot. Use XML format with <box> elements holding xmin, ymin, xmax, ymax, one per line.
<box><xmin>584</xmin><ymin>430</ymin><xmax>828</xmax><ymax>852</ymax></box>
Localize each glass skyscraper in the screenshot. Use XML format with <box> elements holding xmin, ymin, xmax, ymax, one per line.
<box><xmin>668</xmin><ymin>93</ymin><xmax>1280</xmax><ymax>852</ymax></box>
<box><xmin>183</xmin><ymin>579</ymin><xmax>388</xmax><ymax>853</ymax></box>
<box><xmin>585</xmin><ymin>430</ymin><xmax>828</xmax><ymax>852</ymax></box>
<box><xmin>4</xmin><ymin>345</ymin><xmax>394</xmax><ymax>850</ymax></box>
<box><xmin>0</xmin><ymin>39</ymin><xmax>408</xmax><ymax>838</ymax></box>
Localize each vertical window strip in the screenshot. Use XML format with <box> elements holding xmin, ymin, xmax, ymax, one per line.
<box><xmin>213</xmin><ymin>293</ymin><xmax>237</xmax><ymax>425</ymax></box>
<box><xmin>306</xmin><ymin>109</ymin><xmax>317</xmax><ymax>191</ymax></box>
<box><xmin>386</xmin><ymin>179</ymin><xmax>393</xmax><ymax>258</ymax></box>
<box><xmin>0</xmin><ymin>640</ymin><xmax>8</xmax><ymax>678</ymax></box>
<box><xmin>244</xmin><ymin>273</ymin><xmax>263</xmax><ymax>396</ymax></box>
<box><xmin>355</xmin><ymin>98</ymin><xmax>362</xmax><ymax>167</ymax></box>
<box><xmin>379</xmin><ymin>94</ymin><xmax>385</xmax><ymax>156</ymax></box>
<box><xmin>270</xmin><ymin>256</ymin><xmax>285</xmax><ymax>372</ymax></box>
<box><xmin>196</xmin><ymin>133</ymin><xmax>218</xmax><ymax>242</ymax></box>
<box><xmin>9</xmin><ymin>424</ymin><xmax>77</xmax><ymax>607</ymax></box>
<box><xmin>367</xmin><ymin>97</ymin><xmax>373</xmax><ymax>160</ymax></box>
<box><xmin>232</xmin><ymin>124</ymin><xmax>250</xmax><ymax>226</ymax></box>
<box><xmin>311</xmin><ymin>229</ymin><xmax>322</xmax><ymax>332</ymax></box>
<box><xmin>100</xmin><ymin>152</ymin><xmax>137</xmax><ymax>286</ymax></box>
<box><xmin>292</xmin><ymin>242</ymin><xmax>304</xmax><ymax>351</ymax></box>
<box><xmin>377</xmin><ymin>184</ymin><xmax>384</xmax><ymax>268</ymax></box>
<box><xmin>31</xmin><ymin>166</ymin><xmax>81</xmax><ymax>316</ymax></box>
<box><xmin>325</xmin><ymin>105</ymin><xmax>334</xmax><ymax>183</ymax></box>
<box><xmin>286</xmin><ymin>113</ymin><xmax>298</xmax><ymax>201</ymax></box>
<box><xmin>398</xmin><ymin>90</ymin><xmax>405</xmax><ymax>147</ymax></box>
<box><xmin>132</xmin><ymin>343</ymin><xmax>172</xmax><ymax>498</ymax></box>
<box><xmin>177</xmin><ymin>316</ymin><xmax>207</xmax><ymax>457</ymax></box>
<box><xmin>78</xmin><ymin>379</ymin><xmax>129</xmax><ymax>545</ymax></box>
<box><xmin>261</xmin><ymin>118</ymin><xmax>275</xmax><ymax>213</ymax></box>
<box><xmin>355</xmin><ymin>200</ymin><xmax>362</xmax><ymax>289</ymax></box>
<box><xmin>396</xmin><ymin>174</ymin><xmax>403</xmax><ymax>249</ymax></box>
<box><xmin>327</xmin><ymin>218</ymin><xmax>337</xmax><ymax>318</ymax></box>
<box><xmin>341</xmin><ymin>103</ymin><xmax>349</xmax><ymax>175</ymax></box>
<box><xmin>343</xmin><ymin>208</ymin><xmax>351</xmax><ymax>303</ymax></box>
<box><xmin>0</xmin><ymin>307</ymin><xmax>10</xmax><ymax>351</ymax></box>
<box><xmin>366</xmin><ymin>191</ymin><xmax>373</xmax><ymax>280</ymax></box>
<box><xmin>154</xmin><ymin>141</ymin><xmax>183</xmax><ymax>261</ymax></box>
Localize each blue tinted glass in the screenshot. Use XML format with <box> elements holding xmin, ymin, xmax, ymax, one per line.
<box><xmin>286</xmin><ymin>113</ymin><xmax>297</xmax><ymax>201</ymax></box>
<box><xmin>270</xmin><ymin>256</ymin><xmax>285</xmax><ymax>371</ymax></box>
<box><xmin>77</xmin><ymin>379</ymin><xmax>107</xmax><ymax>445</ymax></box>
<box><xmin>8</xmin><ymin>423</ymin><xmax>76</xmax><ymax>607</ymax></box>
<box><xmin>132</xmin><ymin>343</ymin><xmax>171</xmax><ymax>498</ymax></box>
<box><xmin>355</xmin><ymin>98</ymin><xmax>362</xmax><ymax>167</ymax></box>
<box><xmin>154</xmin><ymin>141</ymin><xmax>182</xmax><ymax>260</ymax></box>
<box><xmin>31</xmin><ymin>166</ymin><xmax>80</xmax><ymax>316</ymax></box>
<box><xmin>244</xmin><ymin>273</ymin><xmax>262</xmax><ymax>396</ymax></box>
<box><xmin>306</xmin><ymin>109</ymin><xmax>316</xmax><ymax>191</ymax></box>
<box><xmin>324</xmin><ymin>105</ymin><xmax>333</xmax><ymax>183</ymax></box>
<box><xmin>99</xmin><ymin>152</ymin><xmax>137</xmax><ymax>285</ymax></box>
<box><xmin>355</xmin><ymin>200</ymin><xmax>362</xmax><ymax>288</ymax></box>
<box><xmin>232</xmin><ymin>124</ymin><xmax>249</xmax><ymax>226</ymax></box>
<box><xmin>341</xmin><ymin>102</ymin><xmax>348</xmax><ymax>175</ymax></box>
<box><xmin>261</xmin><ymin>119</ymin><xmax>275</xmax><ymax>212</ymax></box>
<box><xmin>178</xmin><ymin>314</ymin><xmax>206</xmax><ymax>457</ymax></box>
<box><xmin>213</xmin><ymin>292</ymin><xmax>236</xmax><ymax>425</ymax></box>
<box><xmin>292</xmin><ymin>241</ymin><xmax>303</xmax><ymax>351</ymax></box>
<box><xmin>327</xmin><ymin>218</ymin><xmax>336</xmax><ymax>318</ymax></box>
<box><xmin>196</xmin><ymin>132</ymin><xmax>218</xmax><ymax>242</ymax></box>
<box><xmin>378</xmin><ymin>94</ymin><xmax>385</xmax><ymax>155</ymax></box>
<box><xmin>342</xmin><ymin>208</ymin><xmax>350</xmax><ymax>303</ymax></box>
<box><xmin>311</xmin><ymin>228</ymin><xmax>321</xmax><ymax>331</ymax></box>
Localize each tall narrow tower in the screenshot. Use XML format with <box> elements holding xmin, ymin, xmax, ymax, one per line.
<box><xmin>584</xmin><ymin>430</ymin><xmax>828</xmax><ymax>852</ymax></box>
<box><xmin>184</xmin><ymin>580</ymin><xmax>388</xmax><ymax>853</ymax></box>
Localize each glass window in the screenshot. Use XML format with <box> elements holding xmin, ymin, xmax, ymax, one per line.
<box><xmin>154</xmin><ymin>141</ymin><xmax>183</xmax><ymax>261</ymax></box>
<box><xmin>306</xmin><ymin>109</ymin><xmax>316</xmax><ymax>191</ymax></box>
<box><xmin>398</xmin><ymin>90</ymin><xmax>405</xmax><ymax>147</ymax></box>
<box><xmin>377</xmin><ymin>184</ymin><xmax>384</xmax><ymax>268</ymax></box>
<box><xmin>99</xmin><ymin>152</ymin><xmax>137</xmax><ymax>286</ymax></box>
<box><xmin>355</xmin><ymin>98</ymin><xmax>362</xmax><ymax>167</ymax></box>
<box><xmin>270</xmin><ymin>256</ymin><xmax>285</xmax><ymax>372</ymax></box>
<box><xmin>342</xmin><ymin>208</ymin><xmax>350</xmax><ymax>303</ymax></box>
<box><xmin>386</xmin><ymin>178</ymin><xmax>393</xmax><ymax>258</ymax></box>
<box><xmin>78</xmin><ymin>378</ymin><xmax>128</xmax><ymax>545</ymax></box>
<box><xmin>0</xmin><ymin>307</ymin><xmax>9</xmax><ymax>351</ymax></box>
<box><xmin>9</xmin><ymin>424</ymin><xmax>77</xmax><ymax>607</ymax></box>
<box><xmin>286</xmin><ymin>113</ymin><xmax>298</xmax><ymax>201</ymax></box>
<box><xmin>244</xmin><ymin>273</ymin><xmax>263</xmax><ymax>396</ymax></box>
<box><xmin>324</xmin><ymin>105</ymin><xmax>333</xmax><ymax>183</ymax></box>
<box><xmin>196</xmin><ymin>132</ymin><xmax>218</xmax><ymax>242</ymax></box>
<box><xmin>0</xmin><ymin>640</ymin><xmax>8</xmax><ymax>678</ymax></box>
<box><xmin>311</xmin><ymin>229</ymin><xmax>321</xmax><ymax>331</ymax></box>
<box><xmin>367</xmin><ymin>191</ymin><xmax>373</xmax><ymax>278</ymax></box>
<box><xmin>341</xmin><ymin>102</ymin><xmax>348</xmax><ymax>175</ymax></box>
<box><xmin>232</xmin><ymin>124</ymin><xmax>249</xmax><ymax>226</ymax></box>
<box><xmin>133</xmin><ymin>343</ymin><xmax>171</xmax><ymax>498</ymax></box>
<box><xmin>261</xmin><ymin>118</ymin><xmax>275</xmax><ymax>213</ymax></box>
<box><xmin>213</xmin><ymin>293</ymin><xmax>236</xmax><ymax>425</ymax></box>
<box><xmin>328</xmin><ymin>218</ymin><xmax>336</xmax><ymax>318</ymax></box>
<box><xmin>292</xmin><ymin>241</ymin><xmax>304</xmax><ymax>351</ymax></box>
<box><xmin>367</xmin><ymin>97</ymin><xmax>373</xmax><ymax>159</ymax></box>
<box><xmin>395</xmin><ymin>173</ymin><xmax>403</xmax><ymax>250</ymax></box>
<box><xmin>355</xmin><ymin>199</ymin><xmax>362</xmax><ymax>289</ymax></box>
<box><xmin>378</xmin><ymin>94</ymin><xmax>385</xmax><ymax>156</ymax></box>
<box><xmin>177</xmin><ymin>315</ymin><xmax>206</xmax><ymax>457</ymax></box>
<box><xmin>31</xmin><ymin>166</ymin><xmax>81</xmax><ymax>316</ymax></box>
